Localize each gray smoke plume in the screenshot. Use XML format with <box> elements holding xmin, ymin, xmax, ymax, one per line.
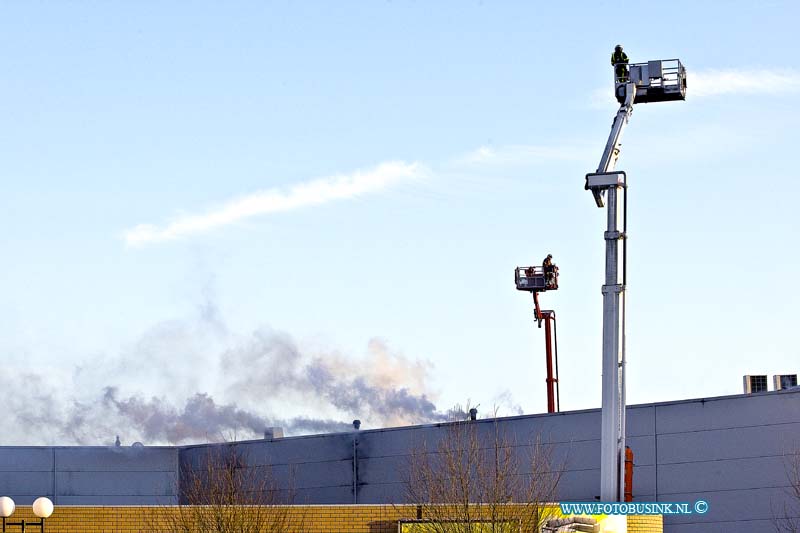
<box><xmin>100</xmin><ymin>388</ymin><xmax>352</xmax><ymax>443</ymax></box>
<box><xmin>102</xmin><ymin>388</ymin><xmax>267</xmax><ymax>443</ymax></box>
<box><xmin>222</xmin><ymin>331</ymin><xmax>443</xmax><ymax>428</ymax></box>
<box><xmin>3</xmin><ymin>303</ymin><xmax>448</xmax><ymax>445</ymax></box>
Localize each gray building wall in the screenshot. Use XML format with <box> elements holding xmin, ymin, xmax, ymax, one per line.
<box><xmin>1</xmin><ymin>389</ymin><xmax>798</xmax><ymax>532</ymax></box>
<box><xmin>0</xmin><ymin>446</ymin><xmax>178</xmax><ymax>505</ymax></box>
<box><xmin>181</xmin><ymin>389</ymin><xmax>800</xmax><ymax>532</ymax></box>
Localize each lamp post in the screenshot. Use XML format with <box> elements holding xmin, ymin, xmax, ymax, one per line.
<box><xmin>0</xmin><ymin>497</ymin><xmax>54</xmax><ymax>533</ymax></box>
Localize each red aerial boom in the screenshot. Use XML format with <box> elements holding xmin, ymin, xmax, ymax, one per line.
<box><xmin>514</xmin><ymin>261</ymin><xmax>560</xmax><ymax>413</ymax></box>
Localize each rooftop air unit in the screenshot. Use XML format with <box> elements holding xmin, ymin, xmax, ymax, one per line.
<box><xmin>743</xmin><ymin>375</ymin><xmax>768</xmax><ymax>394</ymax></box>
<box><xmin>773</xmin><ymin>374</ymin><xmax>798</xmax><ymax>391</ymax></box>
<box><xmin>263</xmin><ymin>427</ymin><xmax>284</xmax><ymax>440</ymax></box>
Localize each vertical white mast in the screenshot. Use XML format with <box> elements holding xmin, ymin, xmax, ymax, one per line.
<box><xmin>599</xmin><ymin>178</ymin><xmax>626</xmax><ymax>502</ymax></box>
<box><xmin>590</xmin><ymin>81</ymin><xmax>635</xmax><ymax>502</ymax></box>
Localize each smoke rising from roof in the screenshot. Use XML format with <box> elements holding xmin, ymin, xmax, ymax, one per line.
<box><xmin>101</xmin><ymin>388</ymin><xmax>354</xmax><ymax>442</ymax></box>
<box><xmin>222</xmin><ymin>333</ymin><xmax>440</xmax><ymax>428</ymax></box>
<box><xmin>3</xmin><ymin>303</ymin><xmax>448</xmax><ymax>445</ymax></box>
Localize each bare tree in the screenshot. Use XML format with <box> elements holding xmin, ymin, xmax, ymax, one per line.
<box><xmin>404</xmin><ymin>406</ymin><xmax>563</xmax><ymax>533</ymax></box>
<box><xmin>148</xmin><ymin>445</ymin><xmax>302</xmax><ymax>533</ymax></box>
<box><xmin>775</xmin><ymin>450</ymin><xmax>800</xmax><ymax>533</ymax></box>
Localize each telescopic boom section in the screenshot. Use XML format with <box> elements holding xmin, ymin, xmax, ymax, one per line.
<box><xmin>590</xmin><ymin>82</ymin><xmax>636</xmax><ymax>208</ymax></box>
<box><xmin>591</xmin><ymin>59</ymin><xmax>687</xmax><ymax>207</ymax></box>
<box><xmin>541</xmin><ymin>310</ymin><xmax>559</xmax><ymax>413</ymax></box>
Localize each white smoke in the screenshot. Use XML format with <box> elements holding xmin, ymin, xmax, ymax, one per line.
<box><xmin>124</xmin><ymin>161</ymin><xmax>426</xmax><ymax>246</ymax></box>
<box><xmin>3</xmin><ymin>303</ymin><xmax>447</xmax><ymax>446</ymax></box>
<box><xmin>690</xmin><ymin>68</ymin><xmax>800</xmax><ymax>97</ymax></box>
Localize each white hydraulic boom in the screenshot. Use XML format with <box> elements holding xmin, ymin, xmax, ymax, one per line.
<box><xmin>587</xmin><ymin>82</ymin><xmax>635</xmax><ymax>503</ymax></box>
<box><xmin>589</xmin><ymin>81</ymin><xmax>636</xmax><ymax>209</ymax></box>
<box><xmin>585</xmin><ymin>58</ymin><xmax>686</xmax><ymax>502</ymax></box>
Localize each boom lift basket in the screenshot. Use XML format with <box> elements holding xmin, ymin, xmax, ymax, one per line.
<box><xmin>615</xmin><ymin>59</ymin><xmax>687</xmax><ymax>104</ymax></box>
<box><xmin>515</xmin><ymin>266</ymin><xmax>558</xmax><ymax>292</ymax></box>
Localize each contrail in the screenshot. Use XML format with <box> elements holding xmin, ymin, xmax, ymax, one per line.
<box><xmin>124</xmin><ymin>160</ymin><xmax>425</xmax><ymax>246</ymax></box>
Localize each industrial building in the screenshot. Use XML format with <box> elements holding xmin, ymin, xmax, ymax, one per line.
<box><xmin>1</xmin><ymin>387</ymin><xmax>798</xmax><ymax>532</ymax></box>
<box><xmin>3</xmin><ymin>50</ymin><xmax>794</xmax><ymax>533</ymax></box>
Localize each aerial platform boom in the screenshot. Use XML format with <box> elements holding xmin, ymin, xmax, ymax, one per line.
<box><xmin>592</xmin><ymin>58</ymin><xmax>687</xmax><ymax>208</ymax></box>
<box><xmin>590</xmin><ymin>82</ymin><xmax>635</xmax><ymax>208</ymax></box>
<box><xmin>587</xmin><ymin>57</ymin><xmax>686</xmax><ymax>502</ymax></box>
<box><xmin>515</xmin><ymin>263</ymin><xmax>560</xmax><ymax>413</ymax></box>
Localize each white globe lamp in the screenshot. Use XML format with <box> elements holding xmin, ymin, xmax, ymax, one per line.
<box><xmin>0</xmin><ymin>496</ymin><xmax>14</xmax><ymax>518</ymax></box>
<box><xmin>32</xmin><ymin>497</ymin><xmax>53</xmax><ymax>519</ymax></box>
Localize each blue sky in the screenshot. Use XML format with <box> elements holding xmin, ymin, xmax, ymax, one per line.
<box><xmin>1</xmin><ymin>1</ymin><xmax>798</xmax><ymax>444</ymax></box>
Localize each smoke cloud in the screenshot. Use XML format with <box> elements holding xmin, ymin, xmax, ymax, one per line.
<box><xmin>690</xmin><ymin>68</ymin><xmax>800</xmax><ymax>97</ymax></box>
<box><xmin>3</xmin><ymin>305</ymin><xmax>448</xmax><ymax>446</ymax></box>
<box><xmin>222</xmin><ymin>333</ymin><xmax>440</xmax><ymax>428</ymax></box>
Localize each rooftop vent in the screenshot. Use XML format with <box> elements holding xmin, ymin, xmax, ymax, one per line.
<box><xmin>264</xmin><ymin>427</ymin><xmax>284</xmax><ymax>440</ymax></box>
<box><xmin>743</xmin><ymin>375</ymin><xmax>768</xmax><ymax>394</ymax></box>
<box><xmin>774</xmin><ymin>374</ymin><xmax>798</xmax><ymax>391</ymax></box>
<box><xmin>352</xmin><ymin>420</ymin><xmax>361</xmax><ymax>430</ymax></box>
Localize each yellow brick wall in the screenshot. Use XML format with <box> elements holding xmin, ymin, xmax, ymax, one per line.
<box><xmin>7</xmin><ymin>504</ymin><xmax>662</xmax><ymax>533</ymax></box>
<box><xmin>627</xmin><ymin>515</ymin><xmax>663</xmax><ymax>533</ymax></box>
